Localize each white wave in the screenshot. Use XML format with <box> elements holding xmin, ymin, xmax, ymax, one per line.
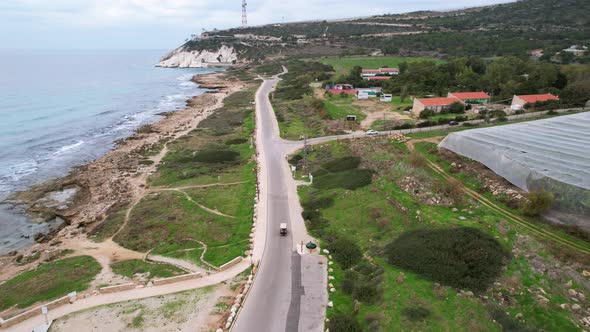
<box><xmin>53</xmin><ymin>140</ymin><xmax>84</xmax><ymax>155</ymax></box>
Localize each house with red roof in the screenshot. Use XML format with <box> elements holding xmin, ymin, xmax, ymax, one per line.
<box><xmin>411</xmin><ymin>97</ymin><xmax>460</xmax><ymax>116</ymax></box>
<box><xmin>447</xmin><ymin>92</ymin><xmax>490</xmax><ymax>104</ymax></box>
<box><xmin>511</xmin><ymin>93</ymin><xmax>559</xmax><ymax>107</ymax></box>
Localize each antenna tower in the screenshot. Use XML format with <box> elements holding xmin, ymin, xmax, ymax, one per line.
<box><xmin>242</xmin><ymin>0</ymin><xmax>248</xmax><ymax>28</ymax></box>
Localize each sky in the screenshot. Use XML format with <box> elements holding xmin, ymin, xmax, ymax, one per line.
<box><xmin>0</xmin><ymin>0</ymin><xmax>515</xmax><ymax>50</ymax></box>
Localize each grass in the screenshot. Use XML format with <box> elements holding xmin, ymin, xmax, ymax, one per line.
<box><xmin>0</xmin><ymin>256</ymin><xmax>101</xmax><ymax>311</ymax></box>
<box><xmin>89</xmin><ymin>207</ymin><xmax>126</xmax><ymax>242</ymax></box>
<box><xmin>111</xmin><ymin>85</ymin><xmax>258</xmax><ymax>268</ymax></box>
<box><xmin>296</xmin><ymin>137</ymin><xmax>582</xmax><ymax>331</ymax></box>
<box><xmin>319</xmin><ymin>56</ymin><xmax>444</xmax><ymax>76</ymax></box>
<box><xmin>110</xmin><ymin>259</ymin><xmax>185</xmax><ymax>279</ymax></box>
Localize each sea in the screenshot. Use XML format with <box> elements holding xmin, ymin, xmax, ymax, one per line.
<box><xmin>0</xmin><ymin>49</ymin><xmax>221</xmax><ymax>254</ymax></box>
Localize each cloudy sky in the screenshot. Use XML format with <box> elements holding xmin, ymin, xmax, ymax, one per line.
<box><xmin>0</xmin><ymin>0</ymin><xmax>514</xmax><ymax>50</ymax></box>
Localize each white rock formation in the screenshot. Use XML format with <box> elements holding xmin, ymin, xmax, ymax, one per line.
<box><xmin>157</xmin><ymin>45</ymin><xmax>238</xmax><ymax>68</ymax></box>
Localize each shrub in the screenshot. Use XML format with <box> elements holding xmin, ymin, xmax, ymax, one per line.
<box><xmin>194</xmin><ymin>149</ymin><xmax>239</xmax><ymax>163</ymax></box>
<box><xmin>417</xmin><ymin>120</ymin><xmax>437</xmax><ymax>128</ymax></box>
<box><xmin>321</xmin><ymin>156</ymin><xmax>361</xmax><ymax>173</ymax></box>
<box><xmin>402</xmin><ymin>307</ymin><xmax>431</xmax><ymax>322</ymax></box>
<box><xmin>419</xmin><ymin>109</ymin><xmax>435</xmax><ymax>119</ymax></box>
<box><xmin>523</xmin><ymin>190</ymin><xmax>554</xmax><ymax>216</ymax></box>
<box><xmin>288</xmin><ymin>154</ymin><xmax>303</xmax><ymax>165</ymax></box>
<box><xmin>328</xmin><ymin>315</ymin><xmax>363</xmax><ymax>332</ymax></box>
<box><xmin>384</xmin><ymin>227</ymin><xmax>509</xmax><ymax>292</ymax></box>
<box><xmin>409</xmin><ymin>152</ymin><xmax>427</xmax><ymax>168</ymax></box>
<box><xmin>449</xmin><ymin>102</ymin><xmax>465</xmax><ymax>114</ymax></box>
<box><xmin>438</xmin><ymin>179</ymin><xmax>465</xmax><ymax>205</ymax></box>
<box><xmin>326</xmin><ymin>237</ymin><xmax>362</xmax><ymax>269</ymax></box>
<box><xmin>394</xmin><ymin>121</ymin><xmax>415</xmax><ymax>130</ymax></box>
<box><xmin>225</xmin><ymin>138</ymin><xmax>248</xmax><ymax>145</ymax></box>
<box><xmin>313</xmin><ymin>169</ymin><xmax>373</xmax><ymax>190</ymax></box>
<box><xmin>302</xmin><ymin>196</ymin><xmax>335</xmax><ymax>210</ymax></box>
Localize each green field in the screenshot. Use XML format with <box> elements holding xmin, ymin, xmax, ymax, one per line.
<box><xmin>319</xmin><ymin>56</ymin><xmax>444</xmax><ymax>76</ymax></box>
<box><xmin>294</xmin><ymin>137</ymin><xmax>584</xmax><ymax>331</ymax></box>
<box><xmin>0</xmin><ymin>256</ymin><xmax>101</xmax><ymax>311</ymax></box>
<box><xmin>111</xmin><ymin>259</ymin><xmax>186</xmax><ymax>279</ymax></box>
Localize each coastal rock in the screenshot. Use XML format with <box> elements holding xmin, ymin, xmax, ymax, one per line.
<box><xmin>157</xmin><ymin>45</ymin><xmax>237</xmax><ymax>68</ymax></box>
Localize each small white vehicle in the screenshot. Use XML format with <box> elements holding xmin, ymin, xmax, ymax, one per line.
<box><xmin>366</xmin><ymin>130</ymin><xmax>379</xmax><ymax>136</ymax></box>
<box><xmin>279</xmin><ymin>223</ymin><xmax>287</xmax><ymax>236</ymax></box>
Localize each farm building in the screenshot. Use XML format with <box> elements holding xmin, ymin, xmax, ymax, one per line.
<box><xmin>511</xmin><ymin>93</ymin><xmax>559</xmax><ymax>107</ymax></box>
<box><xmin>448</xmin><ymin>92</ymin><xmax>490</xmax><ymax>104</ymax></box>
<box><xmin>411</xmin><ymin>97</ymin><xmax>459</xmax><ymax>116</ymax></box>
<box><xmin>361</xmin><ymin>67</ymin><xmax>399</xmax><ymax>79</ymax></box>
<box><xmin>439</xmin><ymin>112</ymin><xmax>590</xmax><ymax>224</ymax></box>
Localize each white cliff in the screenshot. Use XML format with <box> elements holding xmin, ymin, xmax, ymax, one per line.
<box><xmin>157</xmin><ymin>45</ymin><xmax>238</xmax><ymax>68</ymax></box>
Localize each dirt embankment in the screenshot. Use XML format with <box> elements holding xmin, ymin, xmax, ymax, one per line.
<box><xmin>0</xmin><ymin>71</ymin><xmax>245</xmax><ymax>281</ymax></box>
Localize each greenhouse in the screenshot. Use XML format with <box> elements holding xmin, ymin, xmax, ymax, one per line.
<box><xmin>439</xmin><ymin>112</ymin><xmax>590</xmax><ymax>218</ymax></box>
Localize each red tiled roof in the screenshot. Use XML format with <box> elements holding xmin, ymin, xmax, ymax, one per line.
<box><xmin>379</xmin><ymin>68</ymin><xmax>399</xmax><ymax>72</ymax></box>
<box><xmin>418</xmin><ymin>97</ymin><xmax>459</xmax><ymax>107</ymax></box>
<box><xmin>328</xmin><ymin>89</ymin><xmax>356</xmax><ymax>95</ymax></box>
<box><xmin>367</xmin><ymin>76</ymin><xmax>392</xmax><ymax>81</ymax></box>
<box><xmin>450</xmin><ymin>92</ymin><xmax>490</xmax><ymax>100</ymax></box>
<box><xmin>518</xmin><ymin>94</ymin><xmax>559</xmax><ymax>103</ymax></box>
<box><xmin>361</xmin><ymin>69</ymin><xmax>380</xmax><ymax>74</ymax></box>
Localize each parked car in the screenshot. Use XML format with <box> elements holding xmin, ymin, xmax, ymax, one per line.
<box><xmin>448</xmin><ymin>120</ymin><xmax>459</xmax><ymax>126</ymax></box>
<box><xmin>366</xmin><ymin>130</ymin><xmax>379</xmax><ymax>136</ymax></box>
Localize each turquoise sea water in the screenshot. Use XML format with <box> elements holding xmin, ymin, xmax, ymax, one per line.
<box><xmin>0</xmin><ymin>49</ymin><xmax>219</xmax><ymax>253</ymax></box>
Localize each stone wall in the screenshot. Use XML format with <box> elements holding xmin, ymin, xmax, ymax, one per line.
<box><xmin>152</xmin><ymin>272</ymin><xmax>202</xmax><ymax>286</ymax></box>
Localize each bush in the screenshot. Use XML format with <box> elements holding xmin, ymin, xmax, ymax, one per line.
<box><xmin>321</xmin><ymin>156</ymin><xmax>361</xmax><ymax>173</ymax></box>
<box><xmin>194</xmin><ymin>149</ymin><xmax>240</xmax><ymax>163</ymax></box>
<box><xmin>394</xmin><ymin>121</ymin><xmax>415</xmax><ymax>130</ymax></box>
<box><xmin>225</xmin><ymin>138</ymin><xmax>248</xmax><ymax>145</ymax></box>
<box><xmin>417</xmin><ymin>120</ymin><xmax>437</xmax><ymax>128</ymax></box>
<box><xmin>402</xmin><ymin>307</ymin><xmax>431</xmax><ymax>322</ymax></box>
<box><xmin>328</xmin><ymin>315</ymin><xmax>363</xmax><ymax>332</ymax></box>
<box><xmin>437</xmin><ymin>179</ymin><xmax>465</xmax><ymax>205</ymax></box>
<box><xmin>313</xmin><ymin>169</ymin><xmax>373</xmax><ymax>190</ymax></box>
<box><xmin>419</xmin><ymin>109</ymin><xmax>435</xmax><ymax>119</ymax></box>
<box><xmin>409</xmin><ymin>152</ymin><xmax>427</xmax><ymax>168</ymax></box>
<box><xmin>384</xmin><ymin>227</ymin><xmax>509</xmax><ymax>292</ymax></box>
<box><xmin>523</xmin><ymin>190</ymin><xmax>554</xmax><ymax>216</ymax></box>
<box><xmin>449</xmin><ymin>102</ymin><xmax>465</xmax><ymax>114</ymax></box>
<box><xmin>326</xmin><ymin>237</ymin><xmax>362</xmax><ymax>269</ymax></box>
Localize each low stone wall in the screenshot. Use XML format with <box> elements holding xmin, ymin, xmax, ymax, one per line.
<box><xmin>99</xmin><ymin>283</ymin><xmax>136</xmax><ymax>294</ymax></box>
<box><xmin>0</xmin><ymin>294</ymin><xmax>74</xmax><ymax>328</ymax></box>
<box><xmin>219</xmin><ymin>257</ymin><xmax>243</xmax><ymax>271</ymax></box>
<box><xmin>152</xmin><ymin>272</ymin><xmax>202</xmax><ymax>286</ymax></box>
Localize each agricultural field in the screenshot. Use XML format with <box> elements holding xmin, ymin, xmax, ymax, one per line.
<box><xmin>111</xmin><ymin>86</ymin><xmax>258</xmax><ymax>268</ymax></box>
<box><xmin>292</xmin><ymin>136</ymin><xmax>590</xmax><ymax>331</ymax></box>
<box><xmin>0</xmin><ymin>256</ymin><xmax>101</xmax><ymax>313</ymax></box>
<box><xmin>319</xmin><ymin>56</ymin><xmax>443</xmax><ymax>76</ymax></box>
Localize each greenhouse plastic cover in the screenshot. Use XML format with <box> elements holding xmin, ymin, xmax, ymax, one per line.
<box><xmin>439</xmin><ymin>112</ymin><xmax>590</xmax><ymax>193</ymax></box>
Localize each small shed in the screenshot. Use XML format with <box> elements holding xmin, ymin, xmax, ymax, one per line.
<box><xmin>346</xmin><ymin>115</ymin><xmax>357</xmax><ymax>121</ymax></box>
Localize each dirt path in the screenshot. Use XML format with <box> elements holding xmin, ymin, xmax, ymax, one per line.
<box><xmin>407</xmin><ymin>138</ymin><xmax>590</xmax><ymax>255</ymax></box>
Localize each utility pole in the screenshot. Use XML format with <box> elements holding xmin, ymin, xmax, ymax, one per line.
<box><xmin>242</xmin><ymin>0</ymin><xmax>248</xmax><ymax>28</ymax></box>
<box><xmin>303</xmin><ymin>134</ymin><xmax>308</xmax><ymax>173</ymax></box>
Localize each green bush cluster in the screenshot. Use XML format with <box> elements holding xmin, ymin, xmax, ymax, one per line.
<box><xmin>385</xmin><ymin>227</ymin><xmax>509</xmax><ymax>292</ymax></box>
<box><xmin>402</xmin><ymin>306</ymin><xmax>431</xmax><ymax>322</ymax></box>
<box><xmin>194</xmin><ymin>149</ymin><xmax>240</xmax><ymax>163</ymax></box>
<box><xmin>326</xmin><ymin>237</ymin><xmax>362</xmax><ymax>269</ymax></box>
<box><xmin>341</xmin><ymin>262</ymin><xmax>384</xmax><ymax>304</ymax></box>
<box><xmin>313</xmin><ymin>169</ymin><xmax>373</xmax><ymax>190</ymax></box>
<box><xmin>225</xmin><ymin>138</ymin><xmax>248</xmax><ymax>145</ymax></box>
<box><xmin>327</xmin><ymin>314</ymin><xmax>363</xmax><ymax>332</ymax></box>
<box><xmin>320</xmin><ymin>156</ymin><xmax>361</xmax><ymax>173</ymax></box>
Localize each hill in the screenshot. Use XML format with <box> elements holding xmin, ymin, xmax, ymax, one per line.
<box><xmin>158</xmin><ymin>0</ymin><xmax>590</xmax><ymax>67</ymax></box>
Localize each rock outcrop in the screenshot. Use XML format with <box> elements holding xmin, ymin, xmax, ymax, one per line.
<box><xmin>157</xmin><ymin>45</ymin><xmax>238</xmax><ymax>68</ymax></box>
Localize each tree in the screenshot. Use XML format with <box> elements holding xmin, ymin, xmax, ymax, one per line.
<box><xmin>419</xmin><ymin>109</ymin><xmax>434</xmax><ymax>119</ymax></box>
<box><xmin>523</xmin><ymin>190</ymin><xmax>554</xmax><ymax>216</ymax></box>
<box><xmin>400</xmin><ymin>85</ymin><xmax>409</xmax><ymax>102</ymax></box>
<box><xmin>449</xmin><ymin>102</ymin><xmax>465</xmax><ymax>114</ymax></box>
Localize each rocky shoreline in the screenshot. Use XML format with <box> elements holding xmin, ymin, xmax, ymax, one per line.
<box><xmin>0</xmin><ymin>70</ymin><xmax>245</xmax><ymax>282</ymax></box>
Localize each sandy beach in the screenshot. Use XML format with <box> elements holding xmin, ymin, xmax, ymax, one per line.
<box><xmin>0</xmin><ymin>70</ymin><xmax>246</xmax><ymax>285</ymax></box>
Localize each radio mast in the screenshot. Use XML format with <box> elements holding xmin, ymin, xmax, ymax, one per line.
<box><xmin>242</xmin><ymin>0</ymin><xmax>248</xmax><ymax>28</ymax></box>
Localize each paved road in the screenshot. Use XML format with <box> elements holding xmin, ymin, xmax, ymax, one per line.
<box><xmin>233</xmin><ymin>78</ymin><xmax>304</xmax><ymax>332</ymax></box>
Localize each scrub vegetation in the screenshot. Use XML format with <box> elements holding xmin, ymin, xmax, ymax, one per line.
<box><xmin>110</xmin><ymin>259</ymin><xmax>185</xmax><ymax>279</ymax></box>
<box><xmin>295</xmin><ymin>136</ymin><xmax>587</xmax><ymax>331</ymax></box>
<box><xmin>113</xmin><ymin>86</ymin><xmax>258</xmax><ymax>267</ymax></box>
